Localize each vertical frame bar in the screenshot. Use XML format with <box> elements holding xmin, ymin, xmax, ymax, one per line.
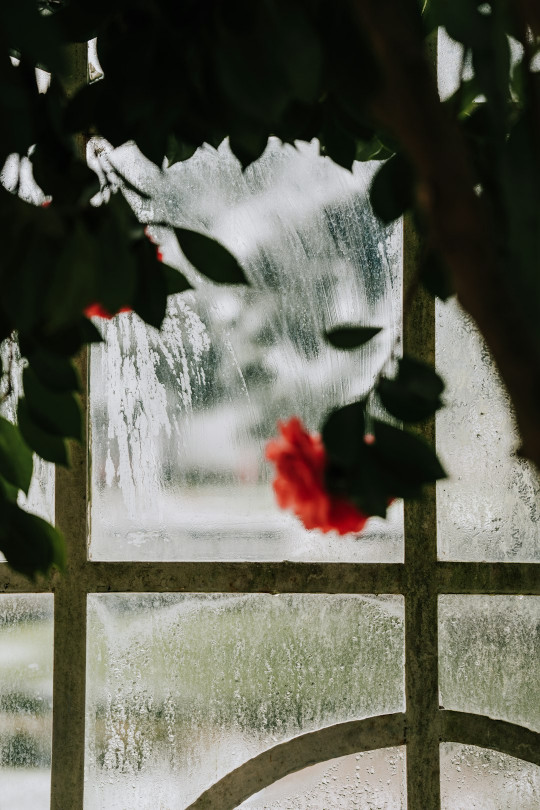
<box><xmin>50</xmin><ymin>42</ymin><xmax>89</xmax><ymax>810</ymax></box>
<box><xmin>402</xmin><ymin>215</ymin><xmax>440</xmax><ymax>809</ymax></box>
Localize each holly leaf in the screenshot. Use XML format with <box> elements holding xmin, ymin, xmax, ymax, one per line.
<box><xmin>175</xmin><ymin>228</ymin><xmax>249</xmax><ymax>284</ymax></box>
<box><xmin>325</xmin><ymin>325</ymin><xmax>382</xmax><ymax>350</ymax></box>
<box><xmin>0</xmin><ymin>416</ymin><xmax>33</xmax><ymax>495</ymax></box>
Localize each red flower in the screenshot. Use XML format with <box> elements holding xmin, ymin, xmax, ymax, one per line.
<box><xmin>84</xmin><ymin>303</ymin><xmax>132</xmax><ymax>319</ymax></box>
<box><xmin>265</xmin><ymin>417</ymin><xmax>369</xmax><ymax>535</ymax></box>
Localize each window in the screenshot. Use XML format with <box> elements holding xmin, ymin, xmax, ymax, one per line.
<box><xmin>0</xmin><ymin>38</ymin><xmax>539</xmax><ymax>810</ymax></box>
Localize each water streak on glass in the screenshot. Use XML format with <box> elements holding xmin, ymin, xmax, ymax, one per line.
<box><xmin>439</xmin><ymin>596</ymin><xmax>540</xmax><ymax>732</ymax></box>
<box><xmin>84</xmin><ymin>593</ymin><xmax>405</xmax><ymax>809</ymax></box>
<box><xmin>237</xmin><ymin>747</ymin><xmax>407</xmax><ymax>809</ymax></box>
<box><xmin>89</xmin><ymin>139</ymin><xmax>403</xmax><ymax>561</ymax></box>
<box><xmin>0</xmin><ymin>595</ymin><xmax>54</xmax><ymax>810</ymax></box>
<box><xmin>0</xmin><ymin>339</ymin><xmax>54</xmax><ymax>526</ymax></box>
<box><xmin>436</xmin><ymin>299</ymin><xmax>540</xmax><ymax>561</ymax></box>
<box><xmin>441</xmin><ymin>744</ymin><xmax>540</xmax><ymax>809</ymax></box>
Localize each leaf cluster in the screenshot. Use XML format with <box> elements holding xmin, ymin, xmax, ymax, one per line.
<box><xmin>323</xmin><ymin>327</ymin><xmax>445</xmax><ymax>517</ymax></box>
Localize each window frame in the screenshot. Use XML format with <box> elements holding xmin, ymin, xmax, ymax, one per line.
<box><xmin>0</xmin><ymin>42</ymin><xmax>539</xmax><ymax>810</ymax></box>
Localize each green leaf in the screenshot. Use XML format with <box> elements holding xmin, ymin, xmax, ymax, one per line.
<box><xmin>25</xmin><ymin>350</ymin><xmax>81</xmax><ymax>394</ymax></box>
<box><xmin>39</xmin><ymin>318</ymin><xmax>104</xmax><ymax>357</ymax></box>
<box><xmin>322</xmin><ymin>400</ymin><xmax>367</xmax><ymax>468</ymax></box>
<box><xmin>44</xmin><ymin>222</ymin><xmax>99</xmax><ymax>330</ymax></box>
<box><xmin>161</xmin><ymin>262</ymin><xmax>193</xmax><ymax>296</ymax></box>
<box><xmin>17</xmin><ymin>400</ymin><xmax>70</xmax><ymax>466</ymax></box>
<box><xmin>175</xmin><ymin>228</ymin><xmax>249</xmax><ymax>285</ymax></box>
<box><xmin>0</xmin><ymin>416</ymin><xmax>33</xmax><ymax>495</ymax></box>
<box><xmin>321</xmin><ymin>114</ymin><xmax>357</xmax><ymax>171</ymax></box>
<box><xmin>23</xmin><ymin>367</ymin><xmax>82</xmax><ymax>441</ymax></box>
<box><xmin>420</xmin><ymin>251</ymin><xmax>454</xmax><ymax>301</ymax></box>
<box><xmin>377</xmin><ymin>356</ymin><xmax>445</xmax><ymax>422</ymax></box>
<box><xmin>0</xmin><ymin>498</ymin><xmax>65</xmax><ymax>578</ymax></box>
<box><xmin>373</xmin><ymin>419</ymin><xmax>446</xmax><ymax>484</ymax></box>
<box><xmin>369</xmin><ymin>154</ymin><xmax>415</xmax><ymax>224</ymax></box>
<box><xmin>325</xmin><ymin>325</ymin><xmax>382</xmax><ymax>350</ymax></box>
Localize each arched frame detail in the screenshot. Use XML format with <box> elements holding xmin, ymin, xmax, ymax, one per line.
<box><xmin>187</xmin><ymin>711</ymin><xmax>540</xmax><ymax>810</ymax></box>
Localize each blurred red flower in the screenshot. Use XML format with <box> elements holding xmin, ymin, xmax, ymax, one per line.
<box><xmin>84</xmin><ymin>303</ymin><xmax>132</xmax><ymax>319</ymax></box>
<box><xmin>265</xmin><ymin>417</ymin><xmax>369</xmax><ymax>535</ymax></box>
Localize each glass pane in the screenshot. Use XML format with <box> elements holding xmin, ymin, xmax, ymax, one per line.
<box><xmin>237</xmin><ymin>747</ymin><xmax>407</xmax><ymax>809</ymax></box>
<box><xmin>84</xmin><ymin>593</ymin><xmax>404</xmax><ymax>809</ymax></box>
<box><xmin>441</xmin><ymin>744</ymin><xmax>540</xmax><ymax>809</ymax></box>
<box><xmin>436</xmin><ymin>299</ymin><xmax>540</xmax><ymax>561</ymax></box>
<box><xmin>439</xmin><ymin>596</ymin><xmax>540</xmax><ymax>731</ymax></box>
<box><xmin>0</xmin><ymin>595</ymin><xmax>54</xmax><ymax>810</ymax></box>
<box><xmin>0</xmin><ymin>338</ymin><xmax>54</xmax><ymax>527</ymax></box>
<box><xmin>89</xmin><ymin>138</ymin><xmax>403</xmax><ymax>561</ymax></box>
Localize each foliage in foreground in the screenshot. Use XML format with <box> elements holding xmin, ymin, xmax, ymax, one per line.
<box><xmin>1</xmin><ymin>0</ymin><xmax>539</xmax><ymax>575</ymax></box>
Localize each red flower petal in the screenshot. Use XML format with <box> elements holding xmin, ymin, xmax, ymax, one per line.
<box><xmin>84</xmin><ymin>303</ymin><xmax>132</xmax><ymax>319</ymax></box>
<box><xmin>265</xmin><ymin>417</ymin><xmax>369</xmax><ymax>535</ymax></box>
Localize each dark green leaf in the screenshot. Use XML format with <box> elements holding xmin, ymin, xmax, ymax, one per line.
<box><xmin>377</xmin><ymin>356</ymin><xmax>445</xmax><ymax>422</ymax></box>
<box><xmin>0</xmin><ymin>416</ymin><xmax>33</xmax><ymax>494</ymax></box>
<box><xmin>325</xmin><ymin>325</ymin><xmax>382</xmax><ymax>350</ymax></box>
<box><xmin>161</xmin><ymin>263</ymin><xmax>193</xmax><ymax>296</ymax></box>
<box><xmin>373</xmin><ymin>419</ymin><xmax>446</xmax><ymax>484</ymax></box>
<box><xmin>321</xmin><ymin>114</ymin><xmax>357</xmax><ymax>171</ymax></box>
<box><xmin>175</xmin><ymin>228</ymin><xmax>249</xmax><ymax>285</ymax></box>
<box><xmin>40</xmin><ymin>318</ymin><xmax>104</xmax><ymax>357</ymax></box>
<box><xmin>23</xmin><ymin>367</ymin><xmax>82</xmax><ymax>441</ymax></box>
<box><xmin>369</xmin><ymin>154</ymin><xmax>415</xmax><ymax>224</ymax></box>
<box><xmin>17</xmin><ymin>400</ymin><xmax>70</xmax><ymax>466</ymax></box>
<box><xmin>132</xmin><ymin>246</ymin><xmax>168</xmax><ymax>329</ymax></box>
<box><xmin>0</xmin><ymin>498</ymin><xmax>65</xmax><ymax>578</ymax></box>
<box><xmin>420</xmin><ymin>251</ymin><xmax>454</xmax><ymax>301</ymax></box>
<box><xmin>25</xmin><ymin>350</ymin><xmax>81</xmax><ymax>394</ymax></box>
<box><xmin>322</xmin><ymin>400</ymin><xmax>366</xmax><ymax>468</ymax></box>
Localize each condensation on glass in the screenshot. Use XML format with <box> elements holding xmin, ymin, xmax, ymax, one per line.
<box><xmin>84</xmin><ymin>593</ymin><xmax>405</xmax><ymax>809</ymax></box>
<box><xmin>237</xmin><ymin>746</ymin><xmax>407</xmax><ymax>809</ymax></box>
<box><xmin>436</xmin><ymin>299</ymin><xmax>540</xmax><ymax>562</ymax></box>
<box><xmin>0</xmin><ymin>339</ymin><xmax>54</xmax><ymax>527</ymax></box>
<box><xmin>438</xmin><ymin>596</ymin><xmax>540</xmax><ymax>732</ymax></box>
<box><xmin>89</xmin><ymin>138</ymin><xmax>403</xmax><ymax>561</ymax></box>
<box><xmin>441</xmin><ymin>744</ymin><xmax>540</xmax><ymax>810</ymax></box>
<box><xmin>0</xmin><ymin>595</ymin><xmax>54</xmax><ymax>810</ymax></box>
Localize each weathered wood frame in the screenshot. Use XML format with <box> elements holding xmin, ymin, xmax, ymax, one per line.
<box><xmin>0</xmin><ymin>41</ymin><xmax>538</xmax><ymax>810</ymax></box>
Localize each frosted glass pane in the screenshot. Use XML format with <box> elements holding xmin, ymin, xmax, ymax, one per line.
<box><xmin>436</xmin><ymin>299</ymin><xmax>540</xmax><ymax>561</ymax></box>
<box><xmin>0</xmin><ymin>339</ymin><xmax>54</xmax><ymax>527</ymax></box>
<box><xmin>84</xmin><ymin>593</ymin><xmax>404</xmax><ymax>809</ymax></box>
<box><xmin>439</xmin><ymin>596</ymin><xmax>540</xmax><ymax>731</ymax></box>
<box><xmin>89</xmin><ymin>138</ymin><xmax>403</xmax><ymax>561</ymax></box>
<box><xmin>0</xmin><ymin>595</ymin><xmax>54</xmax><ymax>810</ymax></box>
<box><xmin>238</xmin><ymin>747</ymin><xmax>406</xmax><ymax>809</ymax></box>
<box><xmin>441</xmin><ymin>744</ymin><xmax>540</xmax><ymax>810</ymax></box>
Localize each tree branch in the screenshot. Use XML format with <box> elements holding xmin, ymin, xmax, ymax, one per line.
<box><xmin>353</xmin><ymin>0</ymin><xmax>540</xmax><ymax>469</ymax></box>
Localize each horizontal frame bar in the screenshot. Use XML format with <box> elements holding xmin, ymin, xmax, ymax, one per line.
<box><xmin>1</xmin><ymin>560</ymin><xmax>538</xmax><ymax>595</ymax></box>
